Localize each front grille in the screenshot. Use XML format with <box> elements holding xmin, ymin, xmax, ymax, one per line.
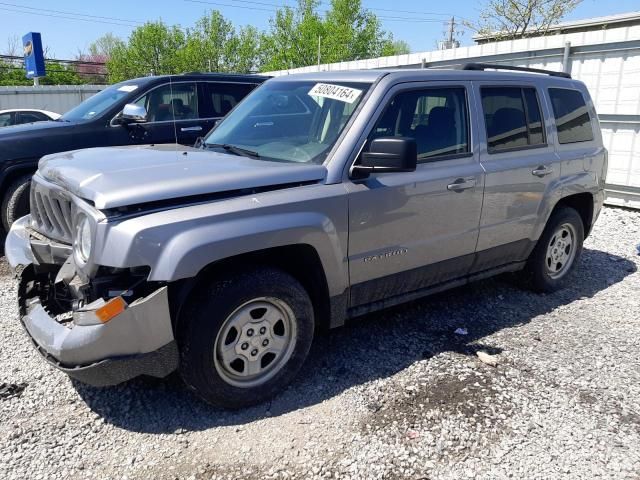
<box><xmin>29</xmin><ymin>178</ymin><xmax>73</xmax><ymax>244</ymax></box>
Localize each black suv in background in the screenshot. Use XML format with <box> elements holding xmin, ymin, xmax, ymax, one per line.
<box><xmin>0</xmin><ymin>73</ymin><xmax>268</xmax><ymax>230</ymax></box>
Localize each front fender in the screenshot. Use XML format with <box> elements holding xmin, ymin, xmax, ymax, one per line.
<box><xmin>152</xmin><ymin>211</ymin><xmax>347</xmax><ymax>295</ymax></box>
<box><xmin>95</xmin><ymin>184</ymin><xmax>349</xmax><ymax>297</ymax></box>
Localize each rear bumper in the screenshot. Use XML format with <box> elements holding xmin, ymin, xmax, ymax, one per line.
<box><xmin>8</xmin><ymin>217</ymin><xmax>179</xmax><ymax>386</ymax></box>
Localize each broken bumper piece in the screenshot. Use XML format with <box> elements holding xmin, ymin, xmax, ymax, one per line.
<box><xmin>21</xmin><ymin>285</ymin><xmax>178</xmax><ymax>387</ymax></box>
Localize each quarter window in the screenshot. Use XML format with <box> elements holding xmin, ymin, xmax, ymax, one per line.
<box><xmin>481</xmin><ymin>87</ymin><xmax>546</xmax><ymax>152</ymax></box>
<box><xmin>369</xmin><ymin>87</ymin><xmax>470</xmax><ymax>161</ymax></box>
<box><xmin>548</xmin><ymin>88</ymin><xmax>594</xmax><ymax>144</ymax></box>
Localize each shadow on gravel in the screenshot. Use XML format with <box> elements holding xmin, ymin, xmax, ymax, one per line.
<box><xmin>75</xmin><ymin>248</ymin><xmax>636</xmax><ymax>433</ymax></box>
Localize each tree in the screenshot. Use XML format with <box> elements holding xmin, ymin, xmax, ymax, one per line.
<box><xmin>105</xmin><ymin>12</ymin><xmax>260</xmax><ymax>82</ymax></box>
<box><xmin>179</xmin><ymin>11</ymin><xmax>261</xmax><ymax>73</ymax></box>
<box><xmin>470</xmin><ymin>0</ymin><xmax>582</xmax><ymax>40</ymax></box>
<box><xmin>387</xmin><ymin>40</ymin><xmax>411</xmax><ymax>56</ymax></box>
<box><xmin>260</xmin><ymin>0</ymin><xmax>324</xmax><ymax>71</ymax></box>
<box><xmin>261</xmin><ymin>0</ymin><xmax>406</xmax><ymax>71</ymax></box>
<box><xmin>106</xmin><ymin>22</ymin><xmax>187</xmax><ymax>82</ymax></box>
<box><xmin>3</xmin><ymin>35</ymin><xmax>20</xmax><ymax>57</ymax></box>
<box><xmin>89</xmin><ymin>33</ymin><xmax>124</xmax><ymax>58</ymax></box>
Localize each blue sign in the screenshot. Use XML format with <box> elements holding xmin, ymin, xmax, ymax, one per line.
<box><xmin>23</xmin><ymin>32</ymin><xmax>46</xmax><ymax>79</ymax></box>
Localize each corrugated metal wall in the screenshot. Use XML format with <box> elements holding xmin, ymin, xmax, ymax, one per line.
<box><xmin>266</xmin><ymin>24</ymin><xmax>640</xmax><ymax>208</ymax></box>
<box><xmin>0</xmin><ymin>85</ymin><xmax>105</xmax><ymax>115</ymax></box>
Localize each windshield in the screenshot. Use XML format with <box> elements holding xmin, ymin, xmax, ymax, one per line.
<box><xmin>61</xmin><ymin>83</ymin><xmax>140</xmax><ymax>121</ymax></box>
<box><xmin>204</xmin><ymin>80</ymin><xmax>370</xmax><ymax>164</ymax></box>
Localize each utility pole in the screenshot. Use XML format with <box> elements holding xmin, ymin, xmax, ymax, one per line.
<box><xmin>438</xmin><ymin>16</ymin><xmax>461</xmax><ymax>50</ymax></box>
<box><xmin>448</xmin><ymin>17</ymin><xmax>455</xmax><ymax>45</ymax></box>
<box><xmin>317</xmin><ymin>35</ymin><xmax>321</xmax><ymax>67</ymax></box>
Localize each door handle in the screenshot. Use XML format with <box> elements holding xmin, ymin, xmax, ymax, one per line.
<box><xmin>447</xmin><ymin>177</ymin><xmax>477</xmax><ymax>192</ymax></box>
<box><xmin>180</xmin><ymin>126</ymin><xmax>203</xmax><ymax>132</ymax></box>
<box><xmin>532</xmin><ymin>165</ymin><xmax>553</xmax><ymax>177</ymax></box>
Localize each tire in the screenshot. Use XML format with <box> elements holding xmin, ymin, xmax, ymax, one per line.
<box><xmin>2</xmin><ymin>174</ymin><xmax>32</xmax><ymax>232</ymax></box>
<box><xmin>522</xmin><ymin>206</ymin><xmax>584</xmax><ymax>293</ymax></box>
<box><xmin>178</xmin><ymin>267</ymin><xmax>314</xmax><ymax>408</ymax></box>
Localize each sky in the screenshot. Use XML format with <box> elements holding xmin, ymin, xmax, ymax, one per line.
<box><xmin>0</xmin><ymin>0</ymin><xmax>639</xmax><ymax>59</ymax></box>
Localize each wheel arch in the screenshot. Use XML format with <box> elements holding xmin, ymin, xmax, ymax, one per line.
<box><xmin>552</xmin><ymin>192</ymin><xmax>594</xmax><ymax>237</ymax></box>
<box><xmin>169</xmin><ymin>243</ymin><xmax>333</xmax><ymax>334</ymax></box>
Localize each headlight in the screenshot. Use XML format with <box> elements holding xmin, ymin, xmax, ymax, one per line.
<box><xmin>75</xmin><ymin>214</ymin><xmax>92</xmax><ymax>262</ymax></box>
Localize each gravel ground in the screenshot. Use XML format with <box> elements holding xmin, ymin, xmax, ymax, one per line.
<box><xmin>1</xmin><ymin>206</ymin><xmax>639</xmax><ymax>480</ymax></box>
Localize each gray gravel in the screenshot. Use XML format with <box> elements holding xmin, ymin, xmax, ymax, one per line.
<box><xmin>1</xmin><ymin>206</ymin><xmax>639</xmax><ymax>480</ymax></box>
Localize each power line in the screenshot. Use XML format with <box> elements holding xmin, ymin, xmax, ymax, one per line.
<box><xmin>0</xmin><ymin>55</ymin><xmax>107</xmax><ymax>67</ymax></box>
<box><xmin>0</xmin><ymin>5</ymin><xmax>140</xmax><ymax>28</ymax></box>
<box><xmin>0</xmin><ymin>64</ymin><xmax>108</xmax><ymax>77</ymax></box>
<box><xmin>184</xmin><ymin>0</ymin><xmax>457</xmax><ymax>23</ymax></box>
<box><xmin>0</xmin><ymin>1</ymin><xmax>144</xmax><ymax>24</ymax></box>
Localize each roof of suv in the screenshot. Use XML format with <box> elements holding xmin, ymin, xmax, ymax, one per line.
<box><xmin>269</xmin><ymin>68</ymin><xmax>576</xmax><ymax>84</ymax></box>
<box><xmin>123</xmin><ymin>72</ymin><xmax>271</xmax><ymax>85</ymax></box>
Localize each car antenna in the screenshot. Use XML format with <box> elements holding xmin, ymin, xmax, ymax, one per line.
<box><xmin>169</xmin><ymin>76</ymin><xmax>180</xmax><ymax>156</ymax></box>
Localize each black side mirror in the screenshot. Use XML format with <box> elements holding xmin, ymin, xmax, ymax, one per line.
<box><xmin>352</xmin><ymin>137</ymin><xmax>417</xmax><ymax>178</ymax></box>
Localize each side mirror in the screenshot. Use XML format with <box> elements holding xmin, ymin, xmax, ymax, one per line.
<box><xmin>352</xmin><ymin>137</ymin><xmax>417</xmax><ymax>177</ymax></box>
<box><xmin>121</xmin><ymin>103</ymin><xmax>148</xmax><ymax>124</ymax></box>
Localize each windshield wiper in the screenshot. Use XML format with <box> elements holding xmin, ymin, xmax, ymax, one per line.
<box><xmin>206</xmin><ymin>143</ymin><xmax>260</xmax><ymax>159</ymax></box>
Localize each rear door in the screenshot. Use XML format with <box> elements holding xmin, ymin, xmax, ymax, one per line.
<box><xmin>473</xmin><ymin>82</ymin><xmax>561</xmax><ymax>272</ymax></box>
<box><xmin>199</xmin><ymin>81</ymin><xmax>257</xmax><ymax>136</ymax></box>
<box><xmin>347</xmin><ymin>81</ymin><xmax>484</xmax><ymax>307</ymax></box>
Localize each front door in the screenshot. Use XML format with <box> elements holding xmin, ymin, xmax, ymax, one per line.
<box><xmin>131</xmin><ymin>82</ymin><xmax>203</xmax><ymax>146</ymax></box>
<box><xmin>347</xmin><ymin>82</ymin><xmax>484</xmax><ymax>307</ymax></box>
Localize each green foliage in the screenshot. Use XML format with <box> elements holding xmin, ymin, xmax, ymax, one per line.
<box><xmin>107</xmin><ymin>22</ymin><xmax>187</xmax><ymax>82</ymax></box>
<box><xmin>102</xmin><ymin>3</ymin><xmax>410</xmax><ymax>81</ymax></box>
<box><xmin>0</xmin><ymin>60</ymin><xmax>84</xmax><ymax>86</ymax></box>
<box><xmin>261</xmin><ymin>0</ymin><xmax>407</xmax><ymax>71</ymax></box>
<box><xmin>106</xmin><ymin>13</ymin><xmax>262</xmax><ymax>83</ymax></box>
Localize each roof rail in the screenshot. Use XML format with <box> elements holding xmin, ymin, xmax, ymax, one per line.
<box><xmin>461</xmin><ymin>63</ymin><xmax>571</xmax><ymax>79</ymax></box>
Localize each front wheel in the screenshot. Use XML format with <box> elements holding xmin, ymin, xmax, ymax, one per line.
<box><xmin>522</xmin><ymin>206</ymin><xmax>584</xmax><ymax>292</ymax></box>
<box><xmin>178</xmin><ymin>267</ymin><xmax>314</xmax><ymax>408</ymax></box>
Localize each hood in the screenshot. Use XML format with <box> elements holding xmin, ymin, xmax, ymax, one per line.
<box><xmin>39</xmin><ymin>144</ymin><xmax>328</xmax><ymax>209</ymax></box>
<box><xmin>0</xmin><ymin>119</ymin><xmax>72</xmax><ymax>137</ymax></box>
<box><xmin>0</xmin><ymin>120</ymin><xmax>75</xmax><ymax>161</ymax></box>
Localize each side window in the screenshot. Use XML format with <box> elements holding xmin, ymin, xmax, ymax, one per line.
<box><xmin>135</xmin><ymin>83</ymin><xmax>198</xmax><ymax>122</ymax></box>
<box><xmin>18</xmin><ymin>112</ymin><xmax>49</xmax><ymax>124</ymax></box>
<box><xmin>481</xmin><ymin>87</ymin><xmax>546</xmax><ymax>152</ymax></box>
<box><xmin>548</xmin><ymin>88</ymin><xmax>594</xmax><ymax>144</ymax></box>
<box><xmin>369</xmin><ymin>87</ymin><xmax>470</xmax><ymax>161</ymax></box>
<box><xmin>0</xmin><ymin>112</ymin><xmax>13</xmax><ymax>127</ymax></box>
<box><xmin>206</xmin><ymin>83</ymin><xmax>256</xmax><ymax>117</ymax></box>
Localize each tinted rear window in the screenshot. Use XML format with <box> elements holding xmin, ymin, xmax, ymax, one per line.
<box><xmin>481</xmin><ymin>87</ymin><xmax>546</xmax><ymax>152</ymax></box>
<box><xmin>548</xmin><ymin>88</ymin><xmax>594</xmax><ymax>144</ymax></box>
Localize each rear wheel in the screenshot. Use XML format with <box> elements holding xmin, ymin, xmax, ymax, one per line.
<box><xmin>522</xmin><ymin>206</ymin><xmax>584</xmax><ymax>292</ymax></box>
<box><xmin>2</xmin><ymin>174</ymin><xmax>31</xmax><ymax>232</ymax></box>
<box><xmin>178</xmin><ymin>267</ymin><xmax>314</xmax><ymax>408</ymax></box>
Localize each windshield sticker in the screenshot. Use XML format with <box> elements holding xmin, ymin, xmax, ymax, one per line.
<box><xmin>117</xmin><ymin>85</ymin><xmax>139</xmax><ymax>92</ymax></box>
<box><xmin>308</xmin><ymin>83</ymin><xmax>362</xmax><ymax>104</ymax></box>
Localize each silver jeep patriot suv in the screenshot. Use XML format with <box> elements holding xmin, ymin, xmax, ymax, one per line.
<box><xmin>6</xmin><ymin>64</ymin><xmax>607</xmax><ymax>408</ymax></box>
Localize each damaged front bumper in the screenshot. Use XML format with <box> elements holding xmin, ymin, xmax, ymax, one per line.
<box><xmin>7</xmin><ymin>216</ymin><xmax>178</xmax><ymax>387</ymax></box>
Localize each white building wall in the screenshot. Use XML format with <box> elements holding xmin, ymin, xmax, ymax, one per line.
<box><xmin>0</xmin><ymin>85</ymin><xmax>105</xmax><ymax>115</ymax></box>
<box><xmin>265</xmin><ymin>24</ymin><xmax>640</xmax><ymax>207</ymax></box>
